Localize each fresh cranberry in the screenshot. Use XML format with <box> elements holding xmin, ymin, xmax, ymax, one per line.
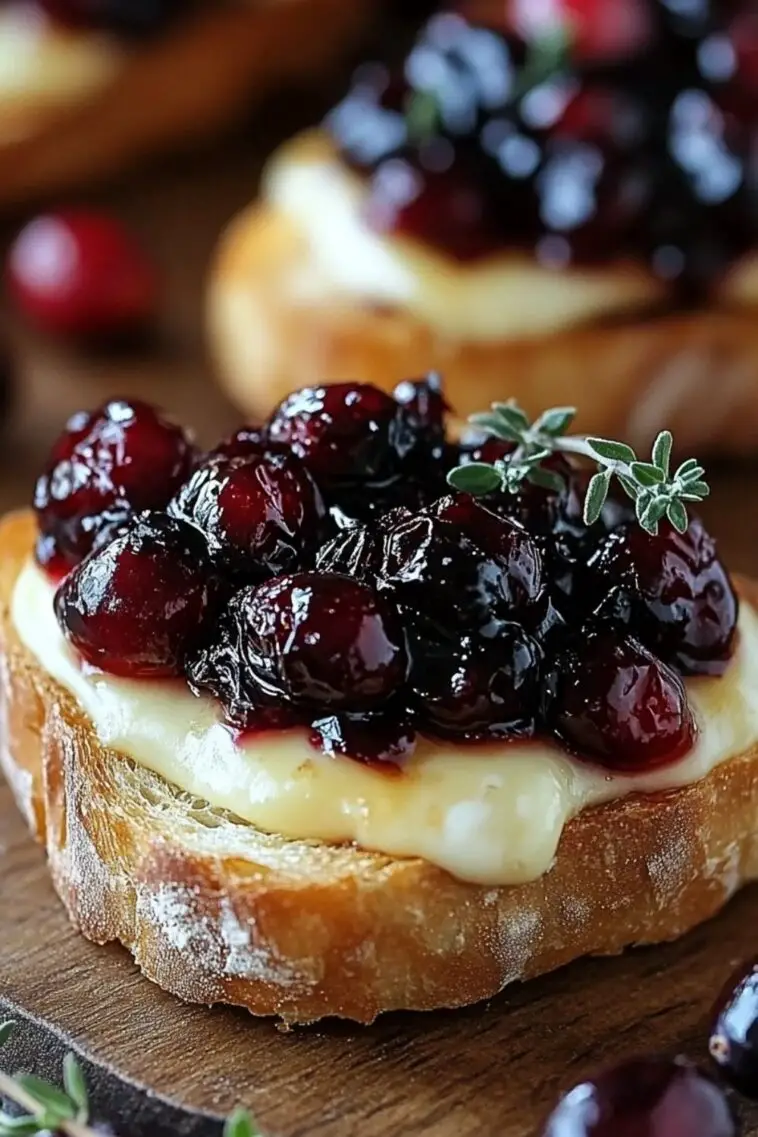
<box><xmin>7</xmin><ymin>211</ymin><xmax>158</xmax><ymax>340</ymax></box>
<box><xmin>540</xmin><ymin>1056</ymin><xmax>737</xmax><ymax>1137</ymax></box>
<box><xmin>54</xmin><ymin>513</ymin><xmax>212</xmax><ymax>679</ymax></box>
<box><xmin>589</xmin><ymin>518</ymin><xmax>739</xmax><ymax>675</ymax></box>
<box><xmin>410</xmin><ymin>625</ymin><xmax>541</xmax><ymax>741</ymax></box>
<box><xmin>549</xmin><ymin>627</ymin><xmax>695</xmax><ymax>770</ymax></box>
<box><xmin>223</xmin><ymin>573</ymin><xmax>409</xmax><ymax>712</ymax></box>
<box><xmin>378</xmin><ymin>497</ymin><xmax>545</xmax><ymax>637</ymax></box>
<box><xmin>170</xmin><ymin>453</ymin><xmax>325</xmax><ymax>578</ymax></box>
<box><xmin>311</xmin><ymin>707</ymin><xmax>416</xmax><ymax>767</ymax></box>
<box><xmin>34</xmin><ymin>398</ymin><xmax>194</xmax><ymax>571</ymax></box>
<box><xmin>266</xmin><ymin>383</ymin><xmax>410</xmax><ymax>482</ymax></box>
<box><xmin>710</xmin><ymin>958</ymin><xmax>758</xmax><ymax>1099</ymax></box>
<box><xmin>37</xmin><ymin>0</ymin><xmax>182</xmax><ymax>37</ymax></box>
<box><xmin>489</xmin><ymin>0</ymin><xmax>654</xmax><ymax>63</ymax></box>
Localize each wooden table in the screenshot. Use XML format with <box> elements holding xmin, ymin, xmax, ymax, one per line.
<box><xmin>2</xmin><ymin>128</ymin><xmax>758</xmax><ymax>1137</ymax></box>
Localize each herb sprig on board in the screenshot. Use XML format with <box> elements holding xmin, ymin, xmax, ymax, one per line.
<box><xmin>0</xmin><ymin>1022</ymin><xmax>259</xmax><ymax>1137</ymax></box>
<box><xmin>447</xmin><ymin>401</ymin><xmax>710</xmax><ymax>536</ymax></box>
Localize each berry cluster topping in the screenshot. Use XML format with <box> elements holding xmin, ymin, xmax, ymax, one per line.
<box><xmin>327</xmin><ymin>1</ymin><xmax>758</xmax><ymax>296</ymax></box>
<box><xmin>39</xmin><ymin>377</ymin><xmax>738</xmax><ymax>771</ymax></box>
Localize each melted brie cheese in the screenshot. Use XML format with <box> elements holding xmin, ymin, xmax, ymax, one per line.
<box><xmin>12</xmin><ymin>560</ymin><xmax>758</xmax><ymax>886</ymax></box>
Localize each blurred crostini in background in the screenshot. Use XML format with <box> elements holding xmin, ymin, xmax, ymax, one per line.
<box><xmin>207</xmin><ymin>0</ymin><xmax>758</xmax><ymax>457</ymax></box>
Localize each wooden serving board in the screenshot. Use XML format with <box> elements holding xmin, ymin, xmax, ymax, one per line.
<box><xmin>1</xmin><ymin>780</ymin><xmax>758</xmax><ymax>1137</ymax></box>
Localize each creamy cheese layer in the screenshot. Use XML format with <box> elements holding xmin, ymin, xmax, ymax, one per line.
<box><xmin>12</xmin><ymin>559</ymin><xmax>758</xmax><ymax>886</ymax></box>
<box><xmin>0</xmin><ymin>4</ymin><xmax>122</xmax><ymax>140</ymax></box>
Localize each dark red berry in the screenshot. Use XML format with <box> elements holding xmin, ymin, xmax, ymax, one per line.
<box><xmin>589</xmin><ymin>518</ymin><xmax>739</xmax><ymax>675</ymax></box>
<box><xmin>226</xmin><ymin>573</ymin><xmax>408</xmax><ymax>711</ymax></box>
<box><xmin>311</xmin><ymin>707</ymin><xmax>416</xmax><ymax>768</ymax></box>
<box><xmin>54</xmin><ymin>513</ymin><xmax>212</xmax><ymax>678</ymax></box>
<box><xmin>210</xmin><ymin>426</ymin><xmax>268</xmax><ymax>462</ymax></box>
<box><xmin>541</xmin><ymin>1056</ymin><xmax>736</xmax><ymax>1137</ymax></box>
<box><xmin>7</xmin><ymin>211</ymin><xmax>158</xmax><ymax>340</ymax></box>
<box><xmin>410</xmin><ymin>625</ymin><xmax>541</xmax><ymax>741</ymax></box>
<box><xmin>550</xmin><ymin>627</ymin><xmax>695</xmax><ymax>771</ymax></box>
<box><xmin>170</xmin><ymin>453</ymin><xmax>325</xmax><ymax>578</ymax></box>
<box><xmin>267</xmin><ymin>383</ymin><xmax>409</xmax><ymax>482</ymax></box>
<box><xmin>34</xmin><ymin>398</ymin><xmax>194</xmax><ymax>572</ymax></box>
<box><xmin>378</xmin><ymin>496</ymin><xmax>545</xmax><ymax>636</ymax></box>
<box><xmin>710</xmin><ymin>958</ymin><xmax>758</xmax><ymax>1099</ymax></box>
<box><xmin>393</xmin><ymin>372</ymin><xmax>448</xmax><ymax>455</ymax></box>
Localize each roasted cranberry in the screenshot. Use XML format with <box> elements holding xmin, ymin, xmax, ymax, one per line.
<box><xmin>54</xmin><ymin>513</ymin><xmax>212</xmax><ymax>678</ymax></box>
<box><xmin>266</xmin><ymin>383</ymin><xmax>409</xmax><ymax>482</ymax></box>
<box><xmin>549</xmin><ymin>627</ymin><xmax>695</xmax><ymax>770</ymax></box>
<box><xmin>410</xmin><ymin>625</ymin><xmax>540</xmax><ymax>741</ymax></box>
<box><xmin>311</xmin><ymin>707</ymin><xmax>416</xmax><ymax>767</ymax></box>
<box><xmin>393</xmin><ymin>372</ymin><xmax>448</xmax><ymax>457</ymax></box>
<box><xmin>34</xmin><ymin>398</ymin><xmax>194</xmax><ymax>571</ymax></box>
<box><xmin>7</xmin><ymin>211</ymin><xmax>158</xmax><ymax>341</ymax></box>
<box><xmin>210</xmin><ymin>426</ymin><xmax>268</xmax><ymax>462</ymax></box>
<box><xmin>710</xmin><ymin>958</ymin><xmax>758</xmax><ymax>1099</ymax></box>
<box><xmin>540</xmin><ymin>1056</ymin><xmax>737</xmax><ymax>1137</ymax></box>
<box><xmin>170</xmin><ymin>453</ymin><xmax>325</xmax><ymax>579</ymax></box>
<box><xmin>225</xmin><ymin>573</ymin><xmax>408</xmax><ymax>711</ymax></box>
<box><xmin>589</xmin><ymin>518</ymin><xmax>738</xmax><ymax>675</ymax></box>
<box><xmin>499</xmin><ymin>0</ymin><xmax>654</xmax><ymax>63</ymax></box>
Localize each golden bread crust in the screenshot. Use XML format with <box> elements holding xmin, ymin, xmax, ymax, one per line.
<box><xmin>0</xmin><ymin>2</ymin><xmax>370</xmax><ymax>207</ymax></box>
<box><xmin>207</xmin><ymin>195</ymin><xmax>758</xmax><ymax>456</ymax></box>
<box><xmin>2</xmin><ymin>510</ymin><xmax>758</xmax><ymax>1023</ymax></box>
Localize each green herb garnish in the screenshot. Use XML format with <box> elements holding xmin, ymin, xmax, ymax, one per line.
<box><xmin>0</xmin><ymin>1021</ymin><xmax>260</xmax><ymax>1137</ymax></box>
<box><xmin>447</xmin><ymin>402</ymin><xmax>709</xmax><ymax>535</ymax></box>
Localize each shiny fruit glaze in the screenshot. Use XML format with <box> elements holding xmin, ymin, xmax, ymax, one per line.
<box><xmin>34</xmin><ymin>398</ymin><xmax>194</xmax><ymax>574</ymax></box>
<box><xmin>7</xmin><ymin>211</ymin><xmax>158</xmax><ymax>341</ymax></box>
<box><xmin>710</xmin><ymin>959</ymin><xmax>758</xmax><ymax>1100</ymax></box>
<box><xmin>540</xmin><ymin>1056</ymin><xmax>737</xmax><ymax>1137</ymax></box>
<box><xmin>44</xmin><ymin>380</ymin><xmax>738</xmax><ymax>769</ymax></box>
<box><xmin>327</xmin><ymin>2</ymin><xmax>758</xmax><ymax>296</ymax></box>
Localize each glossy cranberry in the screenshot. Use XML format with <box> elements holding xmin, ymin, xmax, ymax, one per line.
<box><xmin>170</xmin><ymin>453</ymin><xmax>325</xmax><ymax>578</ymax></box>
<box><xmin>54</xmin><ymin>513</ymin><xmax>211</xmax><ymax>678</ymax></box>
<box><xmin>7</xmin><ymin>211</ymin><xmax>157</xmax><ymax>340</ymax></box>
<box><xmin>266</xmin><ymin>383</ymin><xmax>409</xmax><ymax>482</ymax></box>
<box><xmin>311</xmin><ymin>707</ymin><xmax>416</xmax><ymax>767</ymax></box>
<box><xmin>378</xmin><ymin>497</ymin><xmax>545</xmax><ymax>637</ymax></box>
<box><xmin>34</xmin><ymin>398</ymin><xmax>194</xmax><ymax>571</ymax></box>
<box><xmin>589</xmin><ymin>518</ymin><xmax>738</xmax><ymax>675</ymax></box>
<box><xmin>541</xmin><ymin>1056</ymin><xmax>737</xmax><ymax>1137</ymax></box>
<box><xmin>550</xmin><ymin>627</ymin><xmax>695</xmax><ymax>770</ymax></box>
<box><xmin>227</xmin><ymin>573</ymin><xmax>408</xmax><ymax>711</ymax></box>
<box><xmin>410</xmin><ymin>625</ymin><xmax>541</xmax><ymax>741</ymax></box>
<box><xmin>393</xmin><ymin>372</ymin><xmax>449</xmax><ymax>460</ymax></box>
<box><xmin>501</xmin><ymin>0</ymin><xmax>654</xmax><ymax>63</ymax></box>
<box><xmin>38</xmin><ymin>0</ymin><xmax>182</xmax><ymax>37</ymax></box>
<box><xmin>210</xmin><ymin>426</ymin><xmax>268</xmax><ymax>462</ymax></box>
<box><xmin>710</xmin><ymin>958</ymin><xmax>758</xmax><ymax>1099</ymax></box>
<box><xmin>368</xmin><ymin>158</ymin><xmax>506</xmax><ymax>262</ymax></box>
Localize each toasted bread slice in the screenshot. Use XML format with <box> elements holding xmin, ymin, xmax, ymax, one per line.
<box><xmin>207</xmin><ymin>132</ymin><xmax>758</xmax><ymax>456</ymax></box>
<box><xmin>2</xmin><ymin>508</ymin><xmax>758</xmax><ymax>1024</ymax></box>
<box><xmin>0</xmin><ymin>2</ymin><xmax>370</xmax><ymax>208</ymax></box>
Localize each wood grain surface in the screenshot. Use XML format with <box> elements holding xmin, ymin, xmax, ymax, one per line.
<box><xmin>2</xmin><ymin>113</ymin><xmax>758</xmax><ymax>1137</ymax></box>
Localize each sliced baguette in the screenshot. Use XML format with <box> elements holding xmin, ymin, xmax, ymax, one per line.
<box><xmin>2</xmin><ymin>509</ymin><xmax>758</xmax><ymax>1025</ymax></box>
<box><xmin>0</xmin><ymin>2</ymin><xmax>370</xmax><ymax>208</ymax></box>
<box><xmin>207</xmin><ymin>132</ymin><xmax>758</xmax><ymax>457</ymax></box>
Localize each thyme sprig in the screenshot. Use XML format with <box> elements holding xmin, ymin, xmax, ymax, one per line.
<box><xmin>447</xmin><ymin>401</ymin><xmax>710</xmax><ymax>536</ymax></box>
<box><xmin>0</xmin><ymin>1022</ymin><xmax>259</xmax><ymax>1137</ymax></box>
